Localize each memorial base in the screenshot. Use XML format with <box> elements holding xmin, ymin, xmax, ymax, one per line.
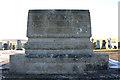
<box><xmin>2</xmin><ymin>68</ymin><xmax>120</xmax><ymax>80</ymax></box>
<box><xmin>10</xmin><ymin>53</ymin><xmax>108</xmax><ymax>74</ymax></box>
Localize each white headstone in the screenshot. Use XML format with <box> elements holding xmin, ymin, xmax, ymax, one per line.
<box><xmin>17</xmin><ymin>40</ymin><xmax>22</xmax><ymax>50</ymax></box>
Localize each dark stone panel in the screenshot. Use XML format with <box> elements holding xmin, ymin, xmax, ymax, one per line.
<box><xmin>25</xmin><ymin>54</ymin><xmax>92</xmax><ymax>58</ymax></box>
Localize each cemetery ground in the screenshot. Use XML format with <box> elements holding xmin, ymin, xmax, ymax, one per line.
<box><xmin>0</xmin><ymin>49</ymin><xmax>120</xmax><ymax>79</ymax></box>
<box><xmin>94</xmin><ymin>49</ymin><xmax>120</xmax><ymax>61</ymax></box>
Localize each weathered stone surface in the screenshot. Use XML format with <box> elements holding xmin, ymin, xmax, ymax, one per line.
<box><xmin>25</xmin><ymin>38</ymin><xmax>93</xmax><ymax>50</ymax></box>
<box><xmin>10</xmin><ymin>9</ymin><xmax>109</xmax><ymax>74</ymax></box>
<box><xmin>25</xmin><ymin>10</ymin><xmax>93</xmax><ymax>55</ymax></box>
<box><xmin>3</xmin><ymin>68</ymin><xmax>120</xmax><ymax>80</ymax></box>
<box><xmin>10</xmin><ymin>54</ymin><xmax>108</xmax><ymax>74</ymax></box>
<box><xmin>25</xmin><ymin>50</ymin><xmax>93</xmax><ymax>55</ymax></box>
<box><xmin>27</xmin><ymin>10</ymin><xmax>91</xmax><ymax>38</ymax></box>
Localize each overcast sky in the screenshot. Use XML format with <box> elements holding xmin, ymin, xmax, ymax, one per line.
<box><xmin>0</xmin><ymin>0</ymin><xmax>119</xmax><ymax>40</ymax></box>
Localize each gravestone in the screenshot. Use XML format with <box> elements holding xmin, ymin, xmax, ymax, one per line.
<box><xmin>7</xmin><ymin>41</ymin><xmax>9</xmax><ymax>50</ymax></box>
<box><xmin>96</xmin><ymin>40</ymin><xmax>100</xmax><ymax>49</ymax></box>
<box><xmin>10</xmin><ymin>10</ymin><xmax>109</xmax><ymax>74</ymax></box>
<box><xmin>16</xmin><ymin>40</ymin><xmax>22</xmax><ymax>50</ymax></box>
<box><xmin>118</xmin><ymin>42</ymin><xmax>120</xmax><ymax>49</ymax></box>
<box><xmin>12</xmin><ymin>45</ymin><xmax>15</xmax><ymax>50</ymax></box>
<box><xmin>4</xmin><ymin>43</ymin><xmax>7</xmax><ymax>50</ymax></box>
<box><xmin>108</xmin><ymin>38</ymin><xmax>112</xmax><ymax>49</ymax></box>
<box><xmin>9</xmin><ymin>43</ymin><xmax>12</xmax><ymax>50</ymax></box>
<box><xmin>0</xmin><ymin>42</ymin><xmax>3</xmax><ymax>50</ymax></box>
<box><xmin>102</xmin><ymin>40</ymin><xmax>106</xmax><ymax>49</ymax></box>
<box><xmin>94</xmin><ymin>42</ymin><xmax>96</xmax><ymax>49</ymax></box>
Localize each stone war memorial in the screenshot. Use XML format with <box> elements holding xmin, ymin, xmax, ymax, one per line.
<box><xmin>10</xmin><ymin>10</ymin><xmax>109</xmax><ymax>76</ymax></box>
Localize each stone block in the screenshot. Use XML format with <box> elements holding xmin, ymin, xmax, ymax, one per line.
<box><xmin>10</xmin><ymin>54</ymin><xmax>26</xmax><ymax>73</ymax></box>
<box><xmin>25</xmin><ymin>38</ymin><xmax>94</xmax><ymax>51</ymax></box>
<box><xmin>10</xmin><ymin>9</ymin><xmax>109</xmax><ymax>75</ymax></box>
<box><xmin>27</xmin><ymin>10</ymin><xmax>91</xmax><ymax>38</ymax></box>
<box><xmin>10</xmin><ymin>53</ymin><xmax>108</xmax><ymax>74</ymax></box>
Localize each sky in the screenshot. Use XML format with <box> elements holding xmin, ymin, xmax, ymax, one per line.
<box><xmin>0</xmin><ymin>0</ymin><xmax>119</xmax><ymax>40</ymax></box>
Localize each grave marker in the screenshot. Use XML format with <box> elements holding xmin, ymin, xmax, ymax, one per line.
<box><xmin>96</xmin><ymin>40</ymin><xmax>100</xmax><ymax>49</ymax></box>
<box><xmin>10</xmin><ymin>10</ymin><xmax>109</xmax><ymax>74</ymax></box>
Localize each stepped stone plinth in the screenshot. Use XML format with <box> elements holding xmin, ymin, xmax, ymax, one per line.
<box><xmin>10</xmin><ymin>10</ymin><xmax>109</xmax><ymax>74</ymax></box>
